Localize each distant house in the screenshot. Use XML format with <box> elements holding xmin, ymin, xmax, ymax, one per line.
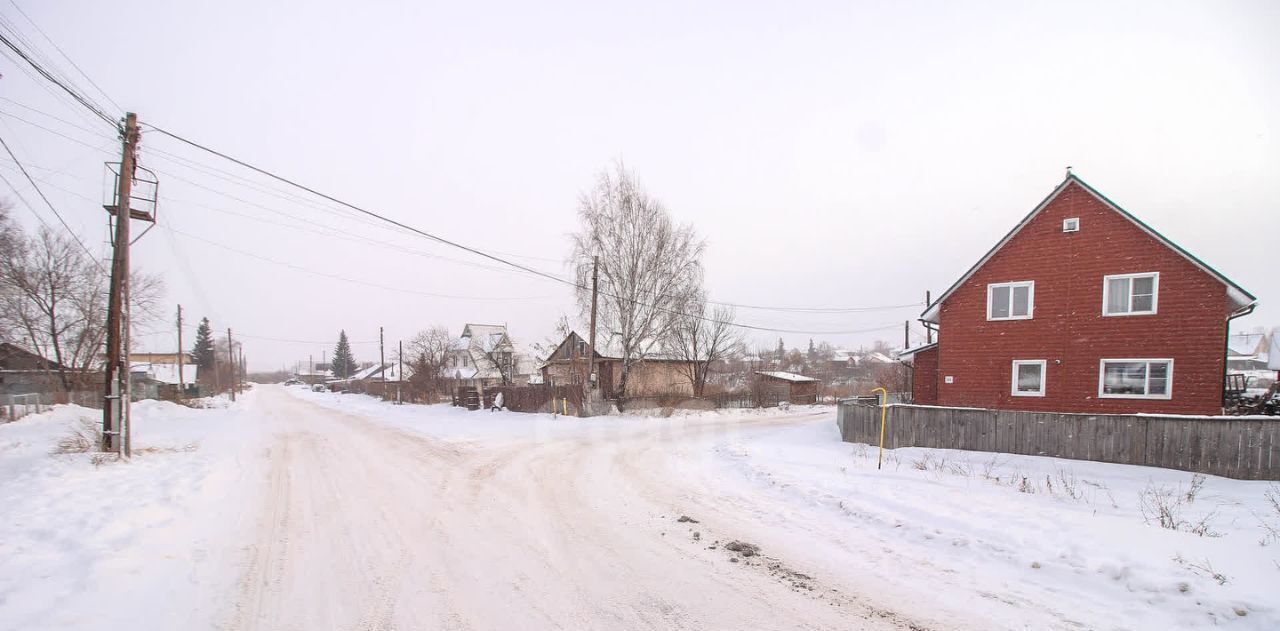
<box><xmin>754</xmin><ymin>371</ymin><xmax>819</xmax><ymax>405</ymax></box>
<box><xmin>1</xmin><ymin>343</ymin><xmax>74</xmax><ymax>395</ymax></box>
<box><xmin>130</xmin><ymin>361</ymin><xmax>200</xmax><ymax>399</ymax></box>
<box><xmin>909</xmin><ymin>173</ymin><xmax>1256</xmax><ymax>415</ymax></box>
<box><xmin>539</xmin><ymin>331</ymin><xmax>699</xmax><ymax>398</ymax></box>
<box><xmin>446</xmin><ymin>324</ymin><xmax>538</xmax><ymax>388</ymax></box>
<box><xmin>1227</xmin><ymin>332</ymin><xmax>1271</xmax><ymax>373</ymax></box>
<box><xmin>128</xmin><ymin>351</ymin><xmax>198</xmax><ymax>399</ymax></box>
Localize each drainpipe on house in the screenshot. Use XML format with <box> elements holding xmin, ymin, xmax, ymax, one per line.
<box><xmin>1223</xmin><ymin>303</ymin><xmax>1257</xmax><ymax>408</ymax></box>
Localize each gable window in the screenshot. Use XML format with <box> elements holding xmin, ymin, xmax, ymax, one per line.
<box><xmin>1103</xmin><ymin>272</ymin><xmax>1158</xmax><ymax>316</ymax></box>
<box><xmin>987</xmin><ymin>281</ymin><xmax>1034</xmax><ymax>321</ymax></box>
<box><xmin>1062</xmin><ymin>217</ymin><xmax>1080</xmax><ymax>233</ymax></box>
<box><xmin>1011</xmin><ymin>360</ymin><xmax>1046</xmax><ymax>397</ymax></box>
<box><xmin>1099</xmin><ymin>359</ymin><xmax>1172</xmax><ymax>399</ymax></box>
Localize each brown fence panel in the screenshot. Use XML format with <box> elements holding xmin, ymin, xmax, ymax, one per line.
<box><xmin>835</xmin><ymin>401</ymin><xmax>1280</xmax><ymax>480</ymax></box>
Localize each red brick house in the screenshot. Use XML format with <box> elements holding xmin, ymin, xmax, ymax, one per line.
<box><xmin>909</xmin><ymin>173</ymin><xmax>1256</xmax><ymax>415</ymax></box>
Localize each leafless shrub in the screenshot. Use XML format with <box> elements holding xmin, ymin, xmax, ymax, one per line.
<box><xmin>912</xmin><ymin>453</ymin><xmax>934</xmax><ymax>471</ymax></box>
<box><xmin>52</xmin><ymin>418</ymin><xmax>100</xmax><ymax>454</ymax></box>
<box><xmin>1185</xmin><ymin>474</ymin><xmax>1206</xmax><ymax>503</ymax></box>
<box><xmin>1082</xmin><ymin>479</ymin><xmax>1118</xmax><ymax>508</ymax></box>
<box><xmin>944</xmin><ymin>460</ymin><xmax>971</xmax><ymax>477</ymax></box>
<box><xmin>1017</xmin><ymin>476</ymin><xmax>1035</xmax><ymax>494</ymax></box>
<box><xmin>1256</xmin><ymin>483</ymin><xmax>1280</xmax><ymax>546</ymax></box>
<box><xmin>1173</xmin><ymin>554</ymin><xmax>1229</xmax><ymax>585</ymax></box>
<box><xmin>1053</xmin><ymin>468</ymin><xmax>1084</xmax><ymax>501</ymax></box>
<box><xmin>981</xmin><ymin>455</ymin><xmax>1004</xmax><ymax>481</ymax></box>
<box><xmin>1139</xmin><ymin>481</ymin><xmax>1222</xmax><ymax>537</ymax></box>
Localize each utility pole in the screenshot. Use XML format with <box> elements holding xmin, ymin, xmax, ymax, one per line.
<box><xmin>925</xmin><ymin>291</ymin><xmax>932</xmax><ymax>345</ymax></box>
<box><xmin>101</xmin><ymin>112</ymin><xmax>140</xmax><ymax>455</ymax></box>
<box><xmin>380</xmin><ymin>326</ymin><xmax>386</xmax><ymax>395</ymax></box>
<box><xmin>587</xmin><ymin>255</ymin><xmax>599</xmax><ymax>392</ymax></box>
<box><xmin>397</xmin><ymin>340</ymin><xmax>403</xmax><ymax>405</ymax></box>
<box><xmin>227</xmin><ymin>328</ymin><xmax>236</xmax><ymax>402</ymax></box>
<box><xmin>176</xmin><ymin>304</ymin><xmax>185</xmax><ymax>402</ymax></box>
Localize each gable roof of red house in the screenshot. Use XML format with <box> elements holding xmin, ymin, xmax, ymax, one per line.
<box><xmin>921</xmin><ymin>173</ymin><xmax>1255</xmax><ymax>323</ymax></box>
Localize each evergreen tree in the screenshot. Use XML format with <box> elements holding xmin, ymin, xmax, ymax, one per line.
<box><xmin>332</xmin><ymin>330</ymin><xmax>357</xmax><ymax>378</ymax></box>
<box><xmin>192</xmin><ymin>317</ymin><xmax>216</xmax><ymax>369</ymax></box>
<box><xmin>807</xmin><ymin>338</ymin><xmax>816</xmax><ymax>359</ymax></box>
<box><xmin>776</xmin><ymin>337</ymin><xmax>786</xmax><ymax>361</ymax></box>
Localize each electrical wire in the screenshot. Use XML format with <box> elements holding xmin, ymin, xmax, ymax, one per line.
<box><xmin>143</xmin><ymin>125</ymin><xmax>922</xmax><ymax>334</ymax></box>
<box><xmin>0</xmin><ymin>108</ymin><xmax>117</xmax><ymax>154</ymax></box>
<box><xmin>0</xmin><ymin>29</ymin><xmax>118</xmax><ymax>129</ymax></box>
<box><xmin>0</xmin><ymin>130</ymin><xmax>106</xmax><ymax>272</ymax></box>
<box><xmin>5</xmin><ymin>1</ymin><xmax>124</xmax><ymax>115</ymax></box>
<box><xmin>160</xmin><ymin>222</ymin><xmax>559</xmax><ymax>303</ymax></box>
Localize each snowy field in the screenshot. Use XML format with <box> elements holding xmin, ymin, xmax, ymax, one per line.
<box><xmin>1</xmin><ymin>385</ymin><xmax>1277</xmax><ymax>630</ymax></box>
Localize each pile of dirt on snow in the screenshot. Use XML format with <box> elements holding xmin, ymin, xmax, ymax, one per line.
<box><xmin>725</xmin><ymin>540</ymin><xmax>759</xmax><ymax>557</ymax></box>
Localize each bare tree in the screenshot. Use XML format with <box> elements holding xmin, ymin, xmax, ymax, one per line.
<box><xmin>663</xmin><ymin>298</ymin><xmax>742</xmax><ymax>397</ymax></box>
<box><xmin>0</xmin><ymin>202</ymin><xmax>20</xmax><ymax>345</ymax></box>
<box><xmin>0</xmin><ymin>222</ymin><xmax>163</xmax><ymax>391</ymax></box>
<box><xmin>404</xmin><ymin>326</ymin><xmax>457</xmax><ymax>401</ymax></box>
<box><xmin>571</xmin><ymin>163</ymin><xmax>705</xmax><ymax>406</ymax></box>
<box><xmin>530</xmin><ymin>314</ymin><xmax>573</xmax><ymax>361</ymax></box>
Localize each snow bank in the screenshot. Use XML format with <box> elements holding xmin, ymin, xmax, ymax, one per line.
<box><xmin>0</xmin><ymin>393</ymin><xmax>271</xmax><ymax>631</ymax></box>
<box><xmin>697</xmin><ymin>419</ymin><xmax>1280</xmax><ymax>630</ymax></box>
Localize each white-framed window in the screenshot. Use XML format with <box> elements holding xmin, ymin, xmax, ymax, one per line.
<box><xmin>1103</xmin><ymin>272</ymin><xmax>1159</xmax><ymax>316</ymax></box>
<box><xmin>1011</xmin><ymin>360</ymin><xmax>1046</xmax><ymax>397</ymax></box>
<box><xmin>987</xmin><ymin>281</ymin><xmax>1035</xmax><ymax>321</ymax></box>
<box><xmin>1062</xmin><ymin>217</ymin><xmax>1080</xmax><ymax>233</ymax></box>
<box><xmin>1098</xmin><ymin>359</ymin><xmax>1173</xmax><ymax>399</ymax></box>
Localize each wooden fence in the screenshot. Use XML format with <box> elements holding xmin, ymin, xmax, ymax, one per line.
<box><xmin>837</xmin><ymin>402</ymin><xmax>1280</xmax><ymax>481</ymax></box>
<box><xmin>3</xmin><ymin>391</ymin><xmax>101</xmax><ymax>423</ymax></box>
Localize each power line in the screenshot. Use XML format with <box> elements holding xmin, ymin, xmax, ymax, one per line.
<box><xmin>142</xmin><ymin>125</ymin><xmax>921</xmax><ymax>334</ymax></box>
<box><xmin>0</xmin><ymin>29</ymin><xmax>118</xmax><ymax>129</ymax></box>
<box><xmin>0</xmin><ymin>108</ymin><xmax>117</xmax><ymax>154</ymax></box>
<box><xmin>161</xmin><ymin>222</ymin><xmax>559</xmax><ymax>303</ymax></box>
<box><xmin>0</xmin><ymin>129</ymin><xmax>106</xmax><ymax>272</ymax></box>
<box><xmin>4</xmin><ymin>1</ymin><xmax>124</xmax><ymax>114</ymax></box>
<box><xmin>0</xmin><ymin>95</ymin><xmax>116</xmax><ymax>138</ymax></box>
<box><xmin>0</xmin><ymin>168</ymin><xmax>49</xmax><ymax>227</ymax></box>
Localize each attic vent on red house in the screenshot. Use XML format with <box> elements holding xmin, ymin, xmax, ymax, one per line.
<box><xmin>1062</xmin><ymin>217</ymin><xmax>1080</xmax><ymax>233</ymax></box>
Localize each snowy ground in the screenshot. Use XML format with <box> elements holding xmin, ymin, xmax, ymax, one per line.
<box><xmin>1</xmin><ymin>385</ymin><xmax>1277</xmax><ymax>630</ymax></box>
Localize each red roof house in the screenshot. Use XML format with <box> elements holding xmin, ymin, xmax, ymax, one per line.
<box><xmin>910</xmin><ymin>173</ymin><xmax>1256</xmax><ymax>415</ymax></box>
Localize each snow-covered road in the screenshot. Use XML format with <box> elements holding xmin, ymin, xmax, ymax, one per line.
<box><xmin>4</xmin><ymin>385</ymin><xmax>1277</xmax><ymax>630</ymax></box>
<box><xmin>231</xmin><ymin>387</ymin><xmax>924</xmax><ymax>630</ymax></box>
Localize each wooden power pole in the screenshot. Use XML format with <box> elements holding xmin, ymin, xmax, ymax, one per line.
<box><xmin>380</xmin><ymin>326</ymin><xmax>386</xmax><ymax>394</ymax></box>
<box><xmin>176</xmin><ymin>304</ymin><xmax>185</xmax><ymax>402</ymax></box>
<box><xmin>587</xmin><ymin>255</ymin><xmax>599</xmax><ymax>392</ymax></box>
<box><xmin>925</xmin><ymin>291</ymin><xmax>933</xmax><ymax>345</ymax></box>
<box><xmin>397</xmin><ymin>340</ymin><xmax>404</xmax><ymax>405</ymax></box>
<box><xmin>101</xmin><ymin>113</ymin><xmax>140</xmax><ymax>455</ymax></box>
<box><xmin>227</xmin><ymin>328</ymin><xmax>236</xmax><ymax>402</ymax></box>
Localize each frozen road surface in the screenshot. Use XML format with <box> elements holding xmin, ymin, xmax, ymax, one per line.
<box><xmin>2</xmin><ymin>385</ymin><xmax>1277</xmax><ymax>630</ymax></box>
<box><xmin>229</xmin><ymin>387</ymin><xmax>923</xmax><ymax>630</ymax></box>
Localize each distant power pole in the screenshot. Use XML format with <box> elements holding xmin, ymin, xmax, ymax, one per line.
<box><xmin>176</xmin><ymin>304</ymin><xmax>185</xmax><ymax>402</ymax></box>
<box><xmin>397</xmin><ymin>340</ymin><xmax>403</xmax><ymax>405</ymax></box>
<box><xmin>587</xmin><ymin>255</ymin><xmax>599</xmax><ymax>392</ymax></box>
<box><xmin>227</xmin><ymin>328</ymin><xmax>236</xmax><ymax>402</ymax></box>
<box><xmin>925</xmin><ymin>291</ymin><xmax>932</xmax><ymax>345</ymax></box>
<box><xmin>380</xmin><ymin>326</ymin><xmax>386</xmax><ymax>394</ymax></box>
<box><xmin>101</xmin><ymin>112</ymin><xmax>141</xmax><ymax>456</ymax></box>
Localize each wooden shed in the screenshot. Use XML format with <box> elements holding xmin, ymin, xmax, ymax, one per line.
<box><xmin>754</xmin><ymin>371</ymin><xmax>819</xmax><ymax>405</ymax></box>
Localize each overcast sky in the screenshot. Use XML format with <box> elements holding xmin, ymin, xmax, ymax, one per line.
<box><xmin>1</xmin><ymin>0</ymin><xmax>1276</xmax><ymax>370</ymax></box>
